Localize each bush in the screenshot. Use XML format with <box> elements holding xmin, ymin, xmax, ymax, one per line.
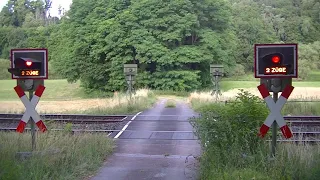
<box><xmin>230</xmin><ymin>64</ymin><xmax>246</xmax><ymax>77</ymax></box>
<box><xmin>192</xmin><ymin>89</ymin><xmax>268</xmax><ymax>155</ymax></box>
<box><xmin>191</xmin><ymin>89</ymin><xmax>270</xmax><ymax>178</ymax></box>
<box><xmin>0</xmin><ymin>59</ymin><xmax>10</xmax><ymax>80</ymax></box>
<box><xmin>191</xmin><ymin>89</ymin><xmax>320</xmax><ymax>180</ymax></box>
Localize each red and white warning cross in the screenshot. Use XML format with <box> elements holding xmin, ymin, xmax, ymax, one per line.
<box><xmin>14</xmin><ymin>85</ymin><xmax>47</xmax><ymax>133</ymax></box>
<box><xmin>257</xmin><ymin>84</ymin><xmax>294</xmax><ymax>139</ymax></box>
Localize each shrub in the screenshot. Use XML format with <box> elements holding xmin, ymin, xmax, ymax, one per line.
<box><xmin>230</xmin><ymin>64</ymin><xmax>246</xmax><ymax>77</ymax></box>
<box><xmin>0</xmin><ymin>59</ymin><xmax>10</xmax><ymax>80</ymax></box>
<box><xmin>165</xmin><ymin>99</ymin><xmax>176</xmax><ymax>108</ymax></box>
<box><xmin>191</xmin><ymin>89</ymin><xmax>269</xmax><ymax>168</ymax></box>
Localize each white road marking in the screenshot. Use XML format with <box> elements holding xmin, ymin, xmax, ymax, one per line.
<box><xmin>114</xmin><ymin>111</ymin><xmax>142</xmax><ymax>139</ymax></box>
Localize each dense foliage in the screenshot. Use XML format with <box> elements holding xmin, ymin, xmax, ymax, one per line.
<box><xmin>0</xmin><ymin>0</ymin><xmax>319</xmax><ymax>91</ymax></box>
<box><xmin>191</xmin><ymin>90</ymin><xmax>320</xmax><ymax>179</ymax></box>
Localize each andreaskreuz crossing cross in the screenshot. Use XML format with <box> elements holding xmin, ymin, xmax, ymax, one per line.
<box><xmin>257</xmin><ymin>84</ymin><xmax>294</xmax><ymax>139</ymax></box>
<box><xmin>14</xmin><ymin>85</ymin><xmax>47</xmax><ymax>133</ymax></box>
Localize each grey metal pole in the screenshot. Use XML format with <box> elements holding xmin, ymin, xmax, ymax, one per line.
<box><xmin>29</xmin><ymin>91</ymin><xmax>36</xmax><ymax>151</ymax></box>
<box><xmin>129</xmin><ymin>75</ymin><xmax>132</xmax><ymax>101</ymax></box>
<box><xmin>271</xmin><ymin>92</ymin><xmax>278</xmax><ymax>157</ymax></box>
<box><xmin>215</xmin><ymin>75</ymin><xmax>218</xmax><ymax>100</ymax></box>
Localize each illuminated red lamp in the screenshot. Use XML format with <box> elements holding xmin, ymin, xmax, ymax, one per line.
<box><xmin>271</xmin><ymin>56</ymin><xmax>280</xmax><ymax>64</ymax></box>
<box><xmin>25</xmin><ymin>60</ymin><xmax>32</xmax><ymax>67</ymax></box>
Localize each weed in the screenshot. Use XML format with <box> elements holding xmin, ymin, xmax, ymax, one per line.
<box><xmin>165</xmin><ymin>99</ymin><xmax>176</xmax><ymax>108</ymax></box>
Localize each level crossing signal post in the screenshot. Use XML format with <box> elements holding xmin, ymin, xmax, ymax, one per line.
<box><xmin>7</xmin><ymin>48</ymin><xmax>48</xmax><ymax>151</ymax></box>
<box><xmin>210</xmin><ymin>64</ymin><xmax>224</xmax><ymax>100</ymax></box>
<box><xmin>124</xmin><ymin>64</ymin><xmax>138</xmax><ymax>101</ymax></box>
<box><xmin>254</xmin><ymin>44</ymin><xmax>298</xmax><ymax>158</ymax></box>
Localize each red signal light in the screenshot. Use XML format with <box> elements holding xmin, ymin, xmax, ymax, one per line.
<box><xmin>271</xmin><ymin>56</ymin><xmax>280</xmax><ymax>64</ymax></box>
<box><xmin>25</xmin><ymin>61</ymin><xmax>32</xmax><ymax>67</ymax></box>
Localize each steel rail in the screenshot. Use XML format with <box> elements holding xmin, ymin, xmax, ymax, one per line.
<box><xmin>0</xmin><ymin>113</ymin><xmax>127</xmax><ymax>123</ymax></box>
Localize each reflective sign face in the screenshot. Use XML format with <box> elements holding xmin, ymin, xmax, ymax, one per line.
<box><xmin>10</xmin><ymin>49</ymin><xmax>48</xmax><ymax>79</ymax></box>
<box><xmin>254</xmin><ymin>44</ymin><xmax>298</xmax><ymax>78</ymax></box>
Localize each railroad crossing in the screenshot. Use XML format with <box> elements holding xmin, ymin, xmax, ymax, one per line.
<box><xmin>93</xmin><ymin>99</ymin><xmax>201</xmax><ymax>180</ymax></box>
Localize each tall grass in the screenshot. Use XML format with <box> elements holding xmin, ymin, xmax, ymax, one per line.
<box><xmin>0</xmin><ymin>132</ymin><xmax>114</xmax><ymax>180</ymax></box>
<box><xmin>1</xmin><ymin>88</ymin><xmax>157</xmax><ymax>114</ymax></box>
<box><xmin>189</xmin><ymin>90</ymin><xmax>320</xmax><ymax>116</ymax></box>
<box><xmin>191</xmin><ymin>90</ymin><xmax>320</xmax><ymax>179</ymax></box>
<box><xmin>65</xmin><ymin>89</ymin><xmax>157</xmax><ymax>115</ymax></box>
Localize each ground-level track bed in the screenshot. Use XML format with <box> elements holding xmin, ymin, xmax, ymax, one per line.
<box><xmin>1</xmin><ymin>114</ymin><xmax>320</xmax><ymax>143</ymax></box>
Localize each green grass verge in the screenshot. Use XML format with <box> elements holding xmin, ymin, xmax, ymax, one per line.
<box><xmin>307</xmin><ymin>71</ymin><xmax>320</xmax><ymax>81</ymax></box>
<box><xmin>0</xmin><ymin>132</ymin><xmax>114</xmax><ymax>180</ymax></box>
<box><xmin>0</xmin><ymin>80</ymin><xmax>85</xmax><ymax>101</ymax></box>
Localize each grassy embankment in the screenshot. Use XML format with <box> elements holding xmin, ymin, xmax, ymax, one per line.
<box><xmin>0</xmin><ymin>132</ymin><xmax>114</xmax><ymax>180</ymax></box>
<box><xmin>190</xmin><ymin>89</ymin><xmax>320</xmax><ymax>180</ymax></box>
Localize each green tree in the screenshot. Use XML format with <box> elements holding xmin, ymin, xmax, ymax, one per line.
<box><xmin>51</xmin><ymin>0</ymin><xmax>235</xmax><ymax>92</ymax></box>
<box><xmin>230</xmin><ymin>0</ymin><xmax>278</xmax><ymax>71</ymax></box>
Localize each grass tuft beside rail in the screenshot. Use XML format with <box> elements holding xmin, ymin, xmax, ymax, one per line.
<box><xmin>0</xmin><ymin>132</ymin><xmax>114</xmax><ymax>180</ymax></box>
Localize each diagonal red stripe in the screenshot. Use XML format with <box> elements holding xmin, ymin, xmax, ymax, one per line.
<box><xmin>34</xmin><ymin>85</ymin><xmax>45</xmax><ymax>97</ymax></box>
<box><xmin>14</xmin><ymin>85</ymin><xmax>25</xmax><ymax>98</ymax></box>
<box><xmin>257</xmin><ymin>84</ymin><xmax>270</xmax><ymax>99</ymax></box>
<box><xmin>281</xmin><ymin>85</ymin><xmax>294</xmax><ymax>99</ymax></box>
<box><xmin>36</xmin><ymin>120</ymin><xmax>47</xmax><ymax>132</ymax></box>
<box><xmin>16</xmin><ymin>121</ymin><xmax>26</xmax><ymax>133</ymax></box>
<box><xmin>258</xmin><ymin>124</ymin><xmax>270</xmax><ymax>138</ymax></box>
<box><xmin>280</xmin><ymin>125</ymin><xmax>293</xmax><ymax>139</ymax></box>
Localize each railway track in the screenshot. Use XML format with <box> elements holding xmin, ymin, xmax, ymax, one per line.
<box><xmin>0</xmin><ymin>113</ymin><xmax>127</xmax><ymax>123</ymax></box>
<box><xmin>1</xmin><ymin>114</ymin><xmax>320</xmax><ymax>143</ymax></box>
<box><xmin>0</xmin><ymin>113</ymin><xmax>128</xmax><ymax>133</ymax></box>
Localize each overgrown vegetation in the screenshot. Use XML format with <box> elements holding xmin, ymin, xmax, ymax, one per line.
<box><xmin>0</xmin><ymin>132</ymin><xmax>114</xmax><ymax>180</ymax></box>
<box><xmin>191</xmin><ymin>90</ymin><xmax>320</xmax><ymax>179</ymax></box>
<box><xmin>165</xmin><ymin>99</ymin><xmax>176</xmax><ymax>108</ymax></box>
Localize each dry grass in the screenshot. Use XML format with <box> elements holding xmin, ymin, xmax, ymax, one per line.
<box><xmin>0</xmin><ymin>89</ymin><xmax>152</xmax><ymax>113</ymax></box>
<box><xmin>188</xmin><ymin>87</ymin><xmax>320</xmax><ymax>103</ymax></box>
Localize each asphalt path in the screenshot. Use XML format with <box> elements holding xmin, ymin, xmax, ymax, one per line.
<box><xmin>92</xmin><ymin>99</ymin><xmax>201</xmax><ymax>180</ymax></box>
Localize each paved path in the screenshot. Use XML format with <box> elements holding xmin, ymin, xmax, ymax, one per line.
<box><xmin>92</xmin><ymin>99</ymin><xmax>201</xmax><ymax>180</ymax></box>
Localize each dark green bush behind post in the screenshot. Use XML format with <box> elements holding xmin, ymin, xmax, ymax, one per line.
<box><xmin>0</xmin><ymin>59</ymin><xmax>10</xmax><ymax>80</ymax></box>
